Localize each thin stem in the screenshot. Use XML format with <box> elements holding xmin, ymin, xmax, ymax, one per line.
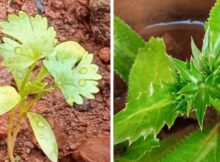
<box><xmin>19</xmin><ymin>62</ymin><xmax>37</xmax><ymax>95</ymax></box>
<box><xmin>10</xmin><ymin>92</ymin><xmax>46</xmax><ymax>158</ymax></box>
<box><xmin>7</xmin><ymin>61</ymin><xmax>50</xmax><ymax>161</ymax></box>
<box><xmin>7</xmin><ymin>110</ymin><xmax>15</xmax><ymax>162</ymax></box>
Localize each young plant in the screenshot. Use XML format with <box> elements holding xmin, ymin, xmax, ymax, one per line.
<box><xmin>0</xmin><ymin>12</ymin><xmax>101</xmax><ymax>162</ymax></box>
<box><xmin>114</xmin><ymin>0</ymin><xmax>220</xmax><ymax>161</ymax></box>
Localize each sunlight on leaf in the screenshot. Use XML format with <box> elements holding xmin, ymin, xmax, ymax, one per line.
<box><xmin>27</xmin><ymin>112</ymin><xmax>58</xmax><ymax>162</ymax></box>
<box><xmin>0</xmin><ymin>86</ymin><xmax>20</xmax><ymax>115</ymax></box>
<box><xmin>44</xmin><ymin>54</ymin><xmax>101</xmax><ymax>105</ymax></box>
<box><xmin>114</xmin><ymin>38</ymin><xmax>176</xmax><ymax>145</ymax></box>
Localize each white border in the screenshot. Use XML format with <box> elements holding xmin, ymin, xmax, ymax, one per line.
<box><xmin>110</xmin><ymin>0</ymin><xmax>114</xmax><ymax>161</ymax></box>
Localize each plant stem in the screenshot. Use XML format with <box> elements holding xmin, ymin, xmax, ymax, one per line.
<box><xmin>8</xmin><ymin>93</ymin><xmax>46</xmax><ymax>162</ymax></box>
<box><xmin>7</xmin><ymin>61</ymin><xmax>51</xmax><ymax>161</ymax></box>
<box><xmin>19</xmin><ymin>62</ymin><xmax>37</xmax><ymax>95</ymax></box>
<box><xmin>7</xmin><ymin>110</ymin><xmax>15</xmax><ymax>162</ymax></box>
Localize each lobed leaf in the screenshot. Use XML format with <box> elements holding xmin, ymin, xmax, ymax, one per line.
<box><xmin>44</xmin><ymin>53</ymin><xmax>101</xmax><ymax>105</ymax></box>
<box><xmin>0</xmin><ymin>12</ymin><xmax>56</xmax><ymax>89</ymax></box>
<box><xmin>50</xmin><ymin>41</ymin><xmax>87</xmax><ymax>62</ymax></box>
<box><xmin>0</xmin><ymin>11</ymin><xmax>56</xmax><ymax>60</ymax></box>
<box><xmin>0</xmin><ymin>86</ymin><xmax>20</xmax><ymax>115</ymax></box>
<box><xmin>27</xmin><ymin>112</ymin><xmax>58</xmax><ymax>162</ymax></box>
<box><xmin>114</xmin><ymin>16</ymin><xmax>145</xmax><ymax>82</ymax></box>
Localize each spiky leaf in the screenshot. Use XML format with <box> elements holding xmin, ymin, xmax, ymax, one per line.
<box><xmin>206</xmin><ymin>0</ymin><xmax>220</xmax><ymax>46</ymax></box>
<box><xmin>114</xmin><ymin>38</ymin><xmax>177</xmax><ymax>145</ymax></box>
<box><xmin>114</xmin><ymin>16</ymin><xmax>145</xmax><ymax>82</ymax></box>
<box><xmin>115</xmin><ymin>135</ymin><xmax>159</xmax><ymax>162</ymax></box>
<box><xmin>162</xmin><ymin>124</ymin><xmax>220</xmax><ymax>162</ymax></box>
<box><xmin>139</xmin><ymin>129</ymin><xmax>190</xmax><ymax>162</ymax></box>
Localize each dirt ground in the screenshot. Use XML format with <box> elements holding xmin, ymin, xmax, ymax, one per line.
<box><xmin>0</xmin><ymin>0</ymin><xmax>110</xmax><ymax>161</ymax></box>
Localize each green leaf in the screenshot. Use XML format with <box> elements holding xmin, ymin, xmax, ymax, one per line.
<box><xmin>191</xmin><ymin>39</ymin><xmax>203</xmax><ymax>70</ymax></box>
<box><xmin>115</xmin><ymin>135</ymin><xmax>159</xmax><ymax>162</ymax></box>
<box><xmin>178</xmin><ymin>83</ymin><xmax>198</xmax><ymax>95</ymax></box>
<box><xmin>50</xmin><ymin>41</ymin><xmax>87</xmax><ymax>62</ymax></box>
<box><xmin>0</xmin><ymin>12</ymin><xmax>56</xmax><ymax>89</ymax></box>
<box><xmin>44</xmin><ymin>54</ymin><xmax>101</xmax><ymax>105</ymax></box>
<box><xmin>114</xmin><ymin>16</ymin><xmax>145</xmax><ymax>82</ymax></box>
<box><xmin>0</xmin><ymin>37</ymin><xmax>20</xmax><ymax>57</ymax></box>
<box><xmin>190</xmin><ymin>60</ymin><xmax>203</xmax><ymax>81</ymax></box>
<box><xmin>206</xmin><ymin>0</ymin><xmax>220</xmax><ymax>47</ymax></box>
<box><xmin>35</xmin><ymin>66</ymin><xmax>49</xmax><ymax>82</ymax></box>
<box><xmin>210</xmin><ymin>98</ymin><xmax>220</xmax><ymax>113</ymax></box>
<box><xmin>114</xmin><ymin>38</ymin><xmax>177</xmax><ymax>145</ymax></box>
<box><xmin>0</xmin><ymin>11</ymin><xmax>56</xmax><ymax>60</ymax></box>
<box><xmin>202</xmin><ymin>26</ymin><xmax>212</xmax><ymax>55</ymax></box>
<box><xmin>11</xmin><ymin>69</ymin><xmax>28</xmax><ymax>89</ymax></box>
<box><xmin>139</xmin><ymin>129</ymin><xmax>189</xmax><ymax>162</ymax></box>
<box><xmin>172</xmin><ymin>59</ymin><xmax>197</xmax><ymax>83</ymax></box>
<box><xmin>27</xmin><ymin>112</ymin><xmax>58</xmax><ymax>162</ymax></box>
<box><xmin>162</xmin><ymin>124</ymin><xmax>220</xmax><ymax>162</ymax></box>
<box><xmin>21</xmin><ymin>81</ymin><xmax>51</xmax><ymax>96</ymax></box>
<box><xmin>0</xmin><ymin>86</ymin><xmax>20</xmax><ymax>115</ymax></box>
<box><xmin>193</xmin><ymin>85</ymin><xmax>209</xmax><ymax>128</ymax></box>
<box><xmin>127</xmin><ymin>38</ymin><xmax>174</xmax><ymax>101</ymax></box>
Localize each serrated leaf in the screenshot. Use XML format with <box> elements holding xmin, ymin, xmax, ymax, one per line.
<box><xmin>114</xmin><ymin>38</ymin><xmax>177</xmax><ymax>145</ymax></box>
<box><xmin>206</xmin><ymin>0</ymin><xmax>220</xmax><ymax>47</ymax></box>
<box><xmin>193</xmin><ymin>86</ymin><xmax>209</xmax><ymax>128</ymax></box>
<box><xmin>210</xmin><ymin>98</ymin><xmax>220</xmax><ymax>113</ymax></box>
<box><xmin>202</xmin><ymin>26</ymin><xmax>212</xmax><ymax>55</ymax></box>
<box><xmin>127</xmin><ymin>38</ymin><xmax>174</xmax><ymax>101</ymax></box>
<box><xmin>191</xmin><ymin>39</ymin><xmax>203</xmax><ymax>70</ymax></box>
<box><xmin>139</xmin><ymin>128</ymin><xmax>189</xmax><ymax>162</ymax></box>
<box><xmin>214</xmin><ymin>33</ymin><xmax>220</xmax><ymax>56</ymax></box>
<box><xmin>186</xmin><ymin>97</ymin><xmax>193</xmax><ymax>116</ymax></box>
<box><xmin>0</xmin><ymin>86</ymin><xmax>20</xmax><ymax>115</ymax></box>
<box><xmin>44</xmin><ymin>54</ymin><xmax>101</xmax><ymax>105</ymax></box>
<box><xmin>27</xmin><ymin>112</ymin><xmax>58</xmax><ymax>162</ymax></box>
<box><xmin>190</xmin><ymin>59</ymin><xmax>203</xmax><ymax>80</ymax></box>
<box><xmin>178</xmin><ymin>83</ymin><xmax>198</xmax><ymax>95</ymax></box>
<box><xmin>115</xmin><ymin>134</ymin><xmax>159</xmax><ymax>162</ymax></box>
<box><xmin>162</xmin><ymin>124</ymin><xmax>220</xmax><ymax>162</ymax></box>
<box><xmin>172</xmin><ymin>59</ymin><xmax>197</xmax><ymax>83</ymax></box>
<box><xmin>114</xmin><ymin>16</ymin><xmax>145</xmax><ymax>82</ymax></box>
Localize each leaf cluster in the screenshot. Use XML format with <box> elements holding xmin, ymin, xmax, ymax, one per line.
<box><xmin>114</xmin><ymin>0</ymin><xmax>220</xmax><ymax>161</ymax></box>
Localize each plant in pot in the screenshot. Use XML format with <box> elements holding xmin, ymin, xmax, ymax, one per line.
<box><xmin>114</xmin><ymin>0</ymin><xmax>220</xmax><ymax>161</ymax></box>
<box><xmin>0</xmin><ymin>12</ymin><xmax>101</xmax><ymax>162</ymax></box>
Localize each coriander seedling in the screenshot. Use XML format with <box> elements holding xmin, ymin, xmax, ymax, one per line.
<box><xmin>0</xmin><ymin>12</ymin><xmax>101</xmax><ymax>162</ymax></box>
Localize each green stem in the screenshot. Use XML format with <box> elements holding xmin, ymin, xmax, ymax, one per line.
<box><xmin>9</xmin><ymin>93</ymin><xmax>46</xmax><ymax>161</ymax></box>
<box><xmin>19</xmin><ymin>62</ymin><xmax>37</xmax><ymax>96</ymax></box>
